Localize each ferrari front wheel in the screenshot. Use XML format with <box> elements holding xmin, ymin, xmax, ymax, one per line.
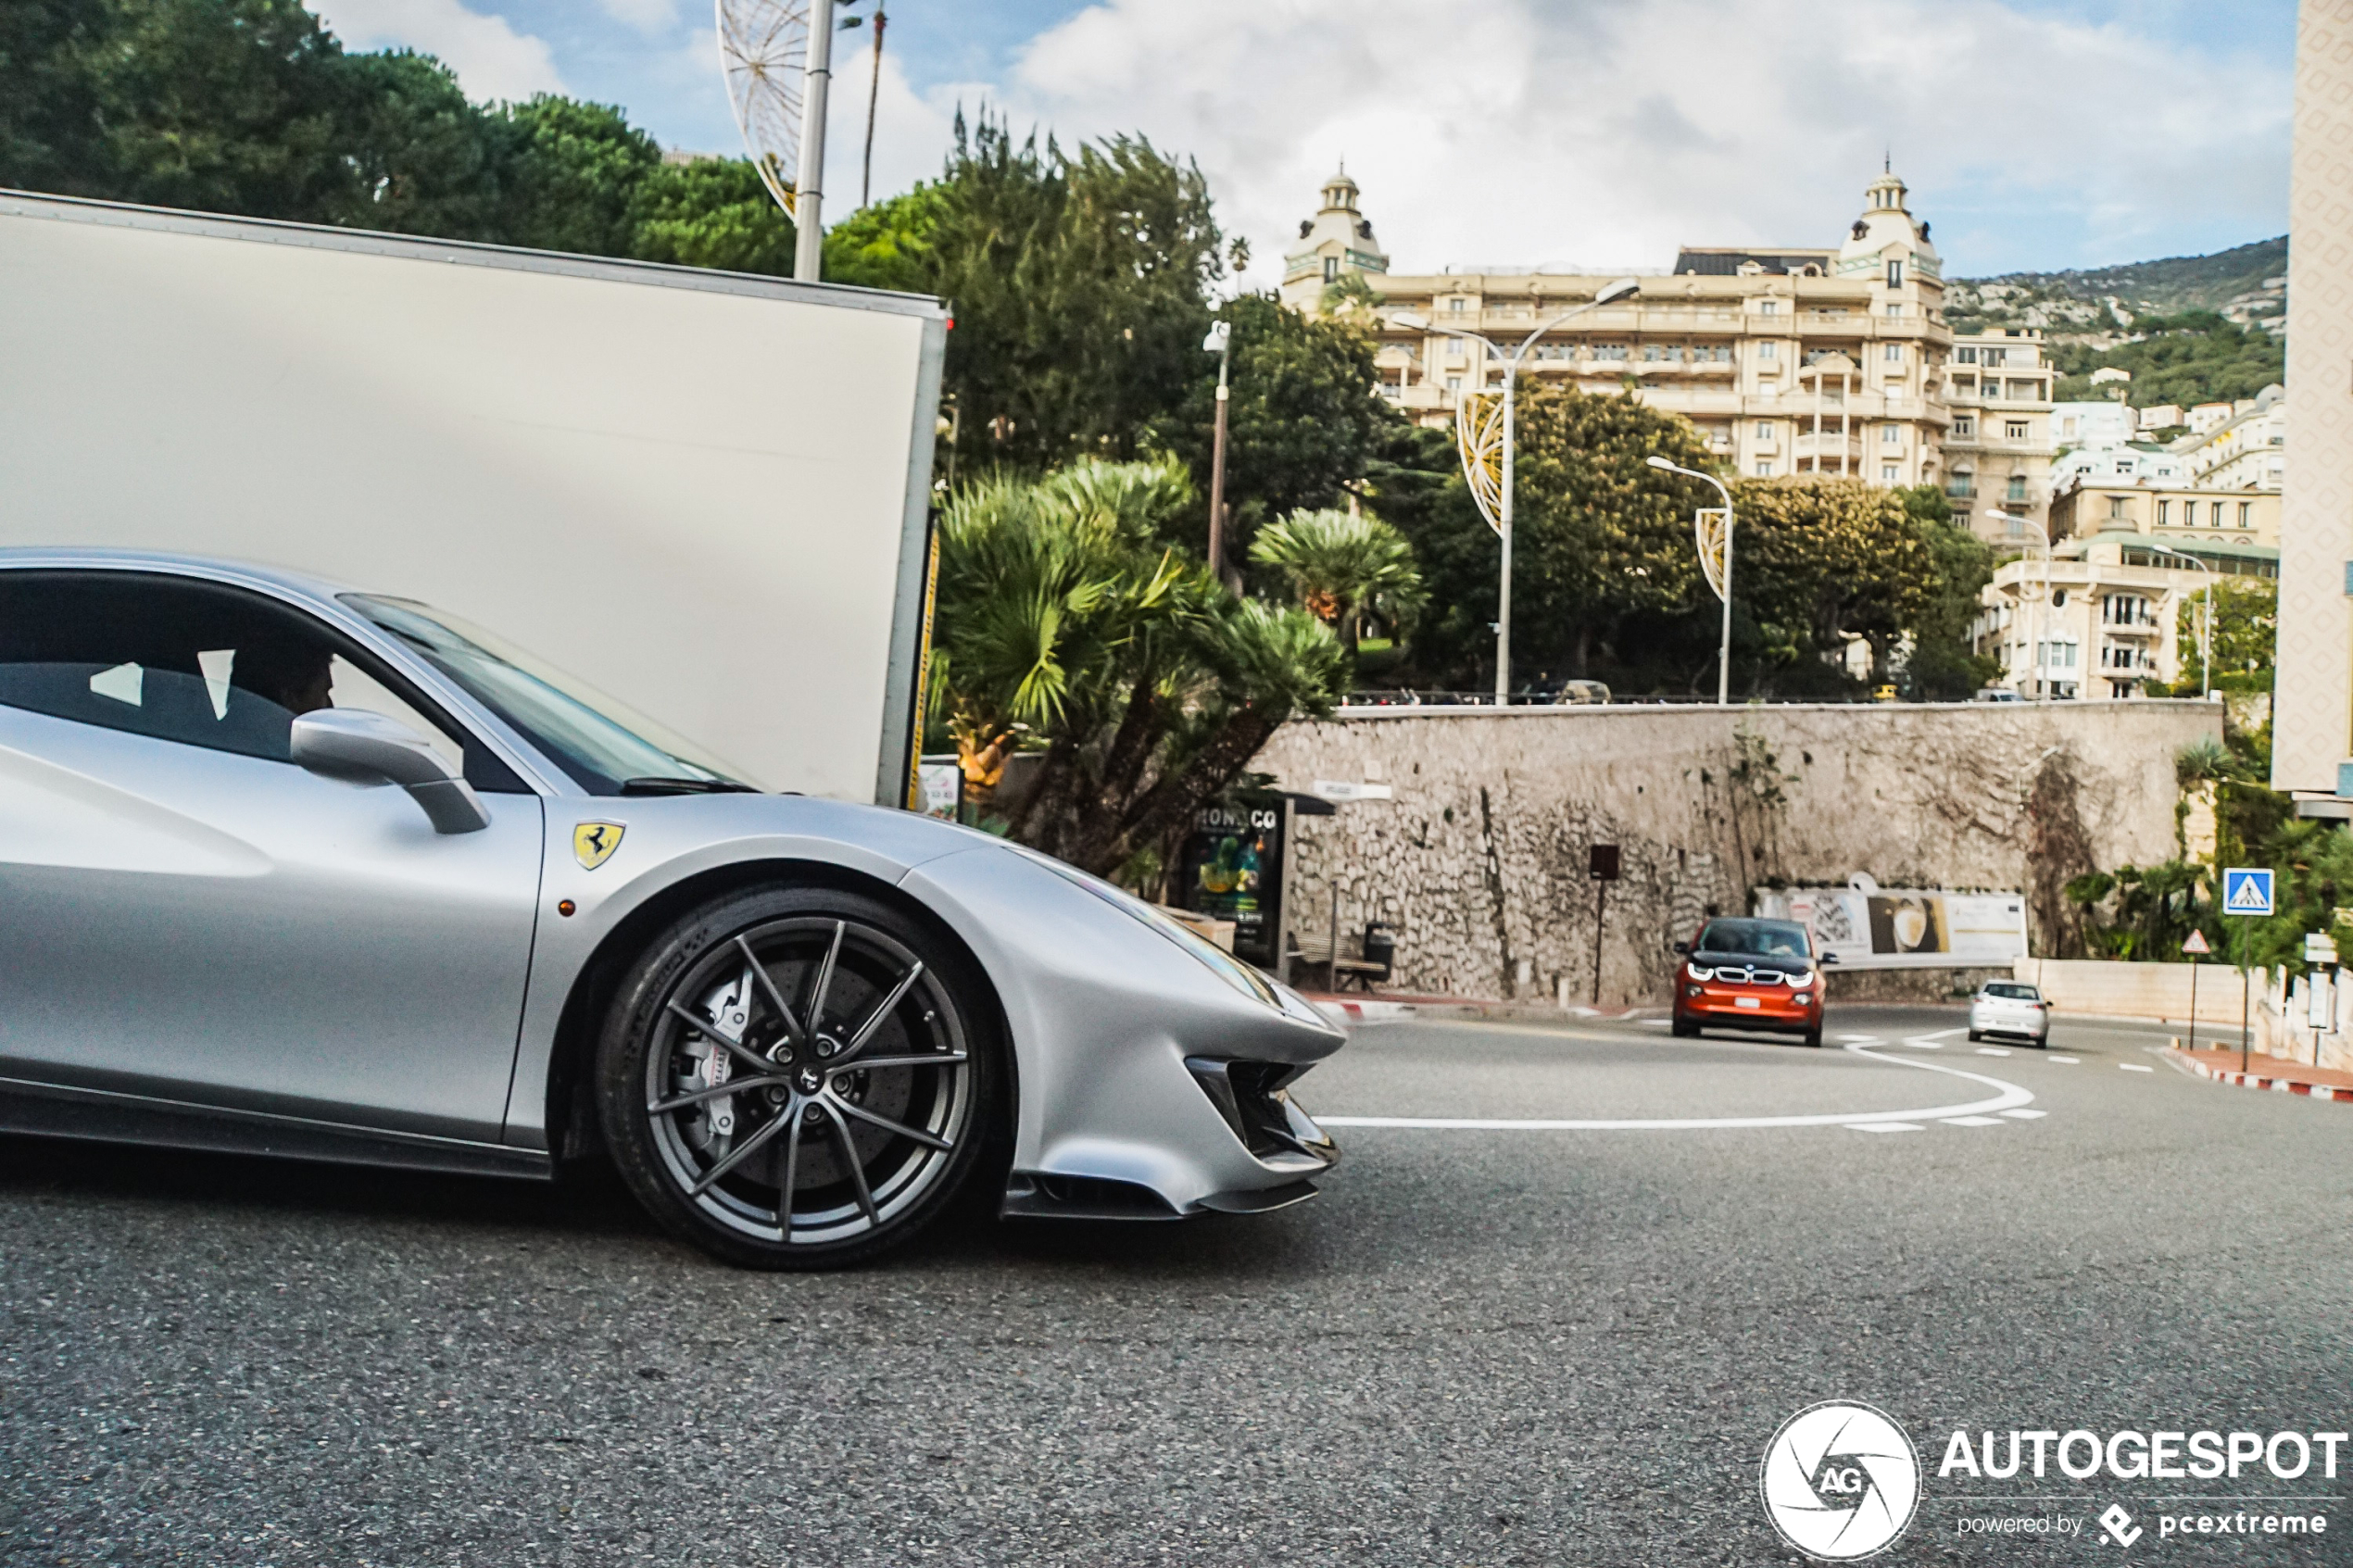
<box><xmin>596</xmin><ymin>885</ymin><xmax>1001</xmax><ymax>1269</ymax></box>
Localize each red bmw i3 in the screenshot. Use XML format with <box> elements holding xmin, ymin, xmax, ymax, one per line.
<box><xmin>1670</xmin><ymin>917</ymin><xmax>1828</xmax><ymax>1047</ymax></box>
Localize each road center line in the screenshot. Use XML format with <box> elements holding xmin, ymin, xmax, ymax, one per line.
<box><xmin>1319</xmin><ymin>1044</ymin><xmax>2036</xmax><ymax>1131</ymax></box>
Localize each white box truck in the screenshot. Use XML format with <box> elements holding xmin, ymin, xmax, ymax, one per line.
<box><xmin>0</xmin><ymin>189</ymin><xmax>947</xmax><ymax>806</ymax></box>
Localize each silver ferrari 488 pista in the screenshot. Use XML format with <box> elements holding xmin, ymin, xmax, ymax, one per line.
<box><xmin>0</xmin><ymin>551</ymin><xmax>1343</xmax><ymax>1267</ymax></box>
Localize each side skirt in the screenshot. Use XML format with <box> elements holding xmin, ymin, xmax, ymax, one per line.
<box><xmin>0</xmin><ymin>1075</ymin><xmax>554</xmax><ymax>1181</ymax></box>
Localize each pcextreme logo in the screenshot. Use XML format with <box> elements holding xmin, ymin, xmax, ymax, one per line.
<box><xmin>1760</xmin><ymin>1401</ymin><xmax>1922</xmax><ymax>1561</ymax></box>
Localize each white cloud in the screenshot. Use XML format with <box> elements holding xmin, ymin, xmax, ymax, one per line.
<box><xmin>960</xmin><ymin>0</ymin><xmax>2288</xmax><ymax>285</ymax></box>
<box><xmin>311</xmin><ymin>0</ymin><xmax>567</xmax><ymax>102</ymax></box>
<box><xmin>601</xmin><ymin>0</ymin><xmax>681</xmax><ymax>36</ymax></box>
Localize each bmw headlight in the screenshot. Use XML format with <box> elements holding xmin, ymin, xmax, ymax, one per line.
<box><xmin>1685</xmin><ymin>963</ymin><xmax>1716</xmax><ymax>981</ymax></box>
<box><xmin>1786</xmin><ymin>971</ymin><xmax>1815</xmax><ymax>990</ymax></box>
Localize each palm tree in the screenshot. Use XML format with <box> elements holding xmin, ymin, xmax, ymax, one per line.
<box><xmin>1247</xmin><ymin>507</ymin><xmax>1425</xmax><ymax>656</ymax></box>
<box><xmin>935</xmin><ymin>458</ymin><xmax>1344</xmax><ymax>874</ymax></box>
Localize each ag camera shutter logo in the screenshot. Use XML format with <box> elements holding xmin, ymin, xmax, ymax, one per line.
<box><xmin>1760</xmin><ymin>1401</ymin><xmax>1921</xmax><ymax>1560</ymax></box>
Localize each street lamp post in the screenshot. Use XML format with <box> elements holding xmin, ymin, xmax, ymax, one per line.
<box><xmin>1203</xmin><ymin>319</ymin><xmax>1233</xmax><ymax>586</ymax></box>
<box><xmin>791</xmin><ymin>0</ymin><xmax>836</xmax><ymax>281</ymax></box>
<box><xmin>1649</xmin><ymin>456</ymin><xmax>1737</xmax><ymax>706</ymax></box>
<box><xmin>2141</xmin><ymin>542</ymin><xmax>2217</xmax><ymax>699</ymax></box>
<box><xmin>1392</xmin><ymin>277</ymin><xmax>1640</xmax><ymax>702</ymax></box>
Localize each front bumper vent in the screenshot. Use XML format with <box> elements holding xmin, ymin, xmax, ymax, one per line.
<box><xmin>1185</xmin><ymin>1057</ymin><xmax>1339</xmax><ymax>1167</ymax></box>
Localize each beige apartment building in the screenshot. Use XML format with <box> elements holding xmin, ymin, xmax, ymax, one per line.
<box><xmin>1970</xmin><ymin>537</ymin><xmax>2213</xmax><ymax>700</ymax></box>
<box><xmin>1940</xmin><ymin>328</ymin><xmax>2055</xmax><ymax>542</ymax></box>
<box><xmin>1284</xmin><ymin>168</ymin><xmax>2055</xmax><ymax>545</ymax></box>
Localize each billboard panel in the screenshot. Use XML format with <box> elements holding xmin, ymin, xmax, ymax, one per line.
<box><xmin>1756</xmin><ymin>884</ymin><xmax>2027</xmax><ymax>970</ymax></box>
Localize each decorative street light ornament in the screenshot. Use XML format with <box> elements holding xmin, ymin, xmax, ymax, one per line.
<box><xmin>1694</xmin><ymin>506</ymin><xmax>1731</xmax><ymax>603</ymax></box>
<box><xmin>718</xmin><ymin>0</ymin><xmax>811</xmax><ymax>219</ymax></box>
<box><xmin>1455</xmin><ymin>386</ymin><xmax>1506</xmax><ymax>538</ymax></box>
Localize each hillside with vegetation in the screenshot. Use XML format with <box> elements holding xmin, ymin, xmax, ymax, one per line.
<box><xmin>1945</xmin><ymin>234</ymin><xmax>2285</xmax><ymax>340</ymax></box>
<box><xmin>1947</xmin><ymin>236</ymin><xmax>2287</xmax><ymax>410</ymax></box>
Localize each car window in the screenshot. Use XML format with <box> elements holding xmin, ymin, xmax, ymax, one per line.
<box><xmin>1983</xmin><ymin>983</ymin><xmax>2040</xmax><ymax>1000</ymax></box>
<box><xmin>344</xmin><ymin>595</ymin><xmax>750</xmax><ymax>796</ymax></box>
<box><xmin>1694</xmin><ymin>919</ymin><xmax>1811</xmax><ymax>958</ymax></box>
<box><xmin>0</xmin><ymin>571</ymin><xmax>527</xmax><ymax>792</ymax></box>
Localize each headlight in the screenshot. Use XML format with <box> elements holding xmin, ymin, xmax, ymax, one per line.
<box><xmin>1786</xmin><ymin>971</ymin><xmax>1815</xmax><ymax>989</ymax></box>
<box><xmin>1011</xmin><ymin>845</ymin><xmax>1286</xmax><ymax>1011</ymax></box>
<box><xmin>1685</xmin><ymin>963</ymin><xmax>1715</xmax><ymax>981</ymax></box>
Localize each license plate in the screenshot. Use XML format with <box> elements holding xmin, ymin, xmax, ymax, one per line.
<box><xmin>1735</xmin><ymin>996</ymin><xmax>1762</xmax><ymax>1009</ymax></box>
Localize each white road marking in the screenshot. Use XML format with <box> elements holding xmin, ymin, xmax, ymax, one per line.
<box><xmin>1838</xmin><ymin>1034</ymin><xmax>1881</xmax><ymax>1043</ymax></box>
<box><xmin>2000</xmin><ymin>1109</ymin><xmax>2047</xmax><ymax>1120</ymax></box>
<box><xmin>1638</xmin><ymin>1018</ymin><xmax>1671</xmax><ymax>1027</ymax></box>
<box><xmin>1976</xmin><ymin>1047</ymin><xmax>2012</xmax><ymax>1057</ymax></box>
<box><xmin>1941</xmin><ymin>1115</ymin><xmax>2006</xmax><ymax>1127</ymax></box>
<box><xmin>2120</xmin><ymin>1063</ymin><xmax>2155</xmax><ymax>1073</ymax></box>
<box><xmin>1848</xmin><ymin>1123</ymin><xmax>1923</xmax><ymax>1134</ymax></box>
<box><xmin>1320</xmin><ymin>1044</ymin><xmax>2035</xmax><ymax>1131</ymax></box>
<box><xmin>2047</xmin><ymin>1055</ymin><xmax>2081</xmax><ymax>1063</ymax></box>
<box><xmin>1900</xmin><ymin>1038</ymin><xmax>1946</xmax><ymax>1049</ymax></box>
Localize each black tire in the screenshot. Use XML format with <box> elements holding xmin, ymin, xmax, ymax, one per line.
<box><xmin>1671</xmin><ymin>1015</ymin><xmax>1699</xmax><ymax>1038</ymax></box>
<box><xmin>1803</xmin><ymin>1026</ymin><xmax>1824</xmax><ymax>1048</ymax></box>
<box><xmin>1967</xmin><ymin>1029</ymin><xmax>1982</xmax><ymax>1042</ymax></box>
<box><xmin>596</xmin><ymin>884</ymin><xmax>1004</xmax><ymax>1270</ymax></box>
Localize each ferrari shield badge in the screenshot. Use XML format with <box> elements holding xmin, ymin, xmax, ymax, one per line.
<box><xmin>573</xmin><ymin>822</ymin><xmax>625</xmax><ymax>870</ymax></box>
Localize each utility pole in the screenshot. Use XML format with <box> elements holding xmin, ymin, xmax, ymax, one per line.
<box><xmin>860</xmin><ymin>6</ymin><xmax>886</xmax><ymax>209</ymax></box>
<box><xmin>792</xmin><ymin>0</ymin><xmax>835</xmax><ymax>281</ymax></box>
<box><xmin>1203</xmin><ymin>319</ymin><xmax>1233</xmax><ymax>585</ymax></box>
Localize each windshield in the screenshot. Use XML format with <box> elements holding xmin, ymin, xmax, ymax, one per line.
<box><xmin>1694</xmin><ymin>919</ymin><xmax>1811</xmax><ymax>959</ymax></box>
<box><xmin>344</xmin><ymin>596</ymin><xmax>751</xmax><ymax>796</ymax></box>
<box><xmin>1984</xmin><ymin>983</ymin><xmax>2042</xmax><ymax>1000</ymax></box>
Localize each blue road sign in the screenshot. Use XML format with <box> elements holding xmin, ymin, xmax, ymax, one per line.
<box><xmin>2222</xmin><ymin>867</ymin><xmax>2275</xmax><ymax>917</ymax></box>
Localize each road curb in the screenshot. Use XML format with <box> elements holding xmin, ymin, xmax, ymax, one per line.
<box><xmin>2161</xmin><ymin>1047</ymin><xmax>2353</xmax><ymax>1102</ymax></box>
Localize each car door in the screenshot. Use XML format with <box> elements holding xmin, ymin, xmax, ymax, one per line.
<box><xmin>0</xmin><ymin>568</ymin><xmax>544</xmax><ymax>1143</ymax></box>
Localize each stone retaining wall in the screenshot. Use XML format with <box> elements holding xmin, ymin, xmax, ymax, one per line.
<box><xmin>1252</xmin><ymin>701</ymin><xmax>2221</xmax><ymax>1005</ymax></box>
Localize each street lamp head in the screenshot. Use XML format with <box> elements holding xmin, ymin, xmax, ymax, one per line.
<box><xmin>1596</xmin><ymin>277</ymin><xmax>1641</xmax><ymax>306</ymax></box>
<box><xmin>1202</xmin><ymin>320</ymin><xmax>1231</xmax><ymax>354</ymax></box>
<box><xmin>1644</xmin><ymin>455</ymin><xmax>1677</xmax><ymax>471</ymax></box>
<box><xmin>1388</xmin><ymin>311</ymin><xmax>1430</xmax><ymax>331</ymax></box>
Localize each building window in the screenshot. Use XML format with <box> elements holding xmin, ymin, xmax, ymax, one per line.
<box><xmin>1323</xmin><ymin>257</ymin><xmax>1339</xmax><ymax>283</ymax></box>
<box><xmin>1955</xmin><ymin>346</ymin><xmax>1978</xmax><ymax>364</ymax></box>
<box><xmin>1759</xmin><ymin>299</ymin><xmax>1779</xmax><ymax>316</ymax></box>
<box><xmin>1448</xmin><ymin>297</ymin><xmax>1466</xmax><ymax>313</ymax></box>
<box><xmin>1948</xmin><ymin>468</ymin><xmax>1975</xmax><ymax>498</ymax></box>
<box><xmin>1886</xmin><ymin>259</ymin><xmax>1904</xmax><ymax>287</ymax></box>
<box><xmin>2008</xmin><ymin>475</ymin><xmax>2028</xmax><ymax>502</ymax></box>
<box><xmin>2157</xmin><ymin>499</ymin><xmax>2171</xmax><ymax>526</ymax></box>
<box><xmin>1881</xmin><ymin>425</ymin><xmax>1901</xmax><ymax>446</ymax></box>
<box><xmin>1883</xmin><ymin>344</ymin><xmax>1903</xmax><ymax>363</ymax></box>
<box><xmin>2238</xmin><ymin>501</ymin><xmax>2252</xmax><ymax>528</ymax></box>
<box><xmin>1446</xmin><ymin>376</ymin><xmax>1462</xmax><ymax>392</ymax></box>
<box><xmin>1982</xmin><ymin>348</ymin><xmax>2007</xmax><ymax>369</ymax></box>
<box><xmin>1755</xmin><ymin>460</ymin><xmax>1774</xmax><ymax>477</ymax></box>
<box><xmin>2007</xmin><ymin>421</ymin><xmax>2029</xmax><ymax>441</ymax></box>
<box><xmin>1954</xmin><ymin>417</ymin><xmax>1976</xmax><ymax>438</ymax></box>
<box><xmin>1755</xmin><ymin>421</ymin><xmax>1775</xmax><ymax>440</ymax></box>
<box><xmin>1642</xmin><ymin>344</ymin><xmax>1667</xmax><ymax>361</ymax></box>
<box><xmin>2006</xmin><ymin>513</ymin><xmax>2026</xmax><ymax>538</ymax></box>
<box><xmin>1882</xmin><ymin>463</ymin><xmax>1900</xmax><ymax>482</ymax></box>
<box><xmin>1886</xmin><ymin>303</ymin><xmax>1904</xmax><ymax>319</ymax></box>
<box><xmin>1758</xmin><ymin>342</ymin><xmax>1778</xmax><ymax>361</ymax></box>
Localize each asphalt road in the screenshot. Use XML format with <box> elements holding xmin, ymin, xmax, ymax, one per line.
<box><xmin>4</xmin><ymin>1004</ymin><xmax>2349</xmax><ymax>1566</ymax></box>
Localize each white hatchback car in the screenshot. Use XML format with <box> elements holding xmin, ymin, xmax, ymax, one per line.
<box><xmin>1969</xmin><ymin>981</ymin><xmax>2051</xmax><ymax>1047</ymax></box>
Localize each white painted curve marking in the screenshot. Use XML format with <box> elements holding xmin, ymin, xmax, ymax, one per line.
<box><xmin>1977</xmin><ymin>1047</ymin><xmax>2012</xmax><ymax>1057</ymax></box>
<box><xmin>2120</xmin><ymin>1063</ymin><xmax>2155</xmax><ymax>1073</ymax></box>
<box><xmin>2047</xmin><ymin>1055</ymin><xmax>2081</xmax><ymax>1064</ymax></box>
<box><xmin>1318</xmin><ymin>1044</ymin><xmax>2035</xmax><ymax>1131</ymax></box>
<box><xmin>1849</xmin><ymin>1122</ymin><xmax>1923</xmax><ymax>1134</ymax></box>
<box><xmin>1941</xmin><ymin>1115</ymin><xmax>2005</xmax><ymax>1127</ymax></box>
<box><xmin>2001</xmin><ymin>1109</ymin><xmax>2046</xmax><ymax>1120</ymax></box>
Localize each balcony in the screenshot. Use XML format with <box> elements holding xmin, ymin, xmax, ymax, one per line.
<box><xmin>1793</xmin><ymin>433</ymin><xmax>1865</xmax><ymax>463</ymax></box>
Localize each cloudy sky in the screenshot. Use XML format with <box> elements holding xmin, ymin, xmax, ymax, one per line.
<box><xmin>308</xmin><ymin>0</ymin><xmax>2296</xmax><ymax>288</ymax></box>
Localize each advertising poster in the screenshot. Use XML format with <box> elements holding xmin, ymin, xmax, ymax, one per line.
<box><xmin>1173</xmin><ymin>795</ymin><xmax>1285</xmax><ymax>968</ymax></box>
<box><xmin>1760</xmin><ymin>882</ymin><xmax>2027</xmax><ymax>970</ymax></box>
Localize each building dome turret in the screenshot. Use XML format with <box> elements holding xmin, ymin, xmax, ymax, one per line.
<box><xmin>1280</xmin><ymin>163</ymin><xmax>1390</xmax><ymax>308</ymax></box>
<box><xmin>1836</xmin><ymin>164</ymin><xmax>1940</xmax><ymax>282</ymax></box>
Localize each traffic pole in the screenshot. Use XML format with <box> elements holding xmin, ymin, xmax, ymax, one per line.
<box><xmin>2187</xmin><ymin>953</ymin><xmax>2198</xmax><ymax>1055</ymax></box>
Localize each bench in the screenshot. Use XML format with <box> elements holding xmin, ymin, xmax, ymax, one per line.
<box><xmin>1287</xmin><ymin>932</ymin><xmax>1390</xmax><ymax>993</ymax></box>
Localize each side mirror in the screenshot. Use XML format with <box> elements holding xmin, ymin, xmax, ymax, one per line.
<box><xmin>292</xmin><ymin>709</ymin><xmax>491</xmax><ymax>834</ymax></box>
<box><xmin>1672</xmin><ymin>940</ymin><xmax>1690</xmax><ymax>956</ymax></box>
<box><xmin>1820</xmin><ymin>952</ymin><xmax>1840</xmax><ymax>966</ymax></box>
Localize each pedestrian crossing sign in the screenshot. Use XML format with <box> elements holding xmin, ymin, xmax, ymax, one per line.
<box><xmin>2222</xmin><ymin>867</ymin><xmax>2275</xmax><ymax>917</ymax></box>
